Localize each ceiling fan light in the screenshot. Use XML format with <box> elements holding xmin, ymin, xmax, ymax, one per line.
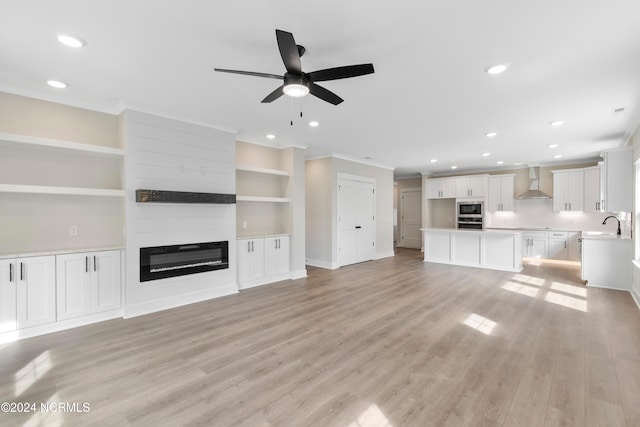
<box><xmin>283</xmin><ymin>83</ymin><xmax>309</xmax><ymax>97</ymax></box>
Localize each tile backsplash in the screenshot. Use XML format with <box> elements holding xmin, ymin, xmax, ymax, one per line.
<box><xmin>486</xmin><ymin>199</ymin><xmax>631</xmax><ymax>236</ymax></box>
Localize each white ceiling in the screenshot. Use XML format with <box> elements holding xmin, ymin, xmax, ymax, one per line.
<box><xmin>2</xmin><ymin>1</ymin><xmax>640</xmax><ymax>177</ymax></box>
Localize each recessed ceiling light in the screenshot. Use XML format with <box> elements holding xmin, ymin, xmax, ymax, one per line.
<box><xmin>614</xmin><ymin>107</ymin><xmax>625</xmax><ymax>114</ymax></box>
<box><xmin>554</xmin><ymin>154</ymin><xmax>563</xmax><ymax>159</ymax></box>
<box><xmin>485</xmin><ymin>132</ymin><xmax>498</xmax><ymax>138</ymax></box>
<box><xmin>549</xmin><ymin>120</ymin><xmax>565</xmax><ymax>127</ymax></box>
<box><xmin>451</xmin><ymin>165</ymin><xmax>458</xmax><ymax>170</ymax></box>
<box><xmin>485</xmin><ymin>64</ymin><xmax>509</xmax><ymax>75</ymax></box>
<box><xmin>266</xmin><ymin>134</ymin><xmax>275</xmax><ymax>139</ymax></box>
<box><xmin>308</xmin><ymin>121</ymin><xmax>319</xmax><ymax>127</ymax></box>
<box><xmin>47</xmin><ymin>80</ymin><xmax>67</xmax><ymax>88</ymax></box>
<box><xmin>513</xmin><ymin>162</ymin><xmax>523</xmax><ymax>166</ymax></box>
<box><xmin>57</xmin><ymin>34</ymin><xmax>86</xmax><ymax>48</ymax></box>
<box><xmin>482</xmin><ymin>152</ymin><xmax>491</xmax><ymax>157</ymax></box>
<box><xmin>430</xmin><ymin>159</ymin><xmax>438</xmax><ymax>163</ymax></box>
<box><xmin>496</xmin><ymin>160</ymin><xmax>504</xmax><ymax>165</ymax></box>
<box><xmin>547</xmin><ymin>144</ymin><xmax>559</xmax><ymax>148</ymax></box>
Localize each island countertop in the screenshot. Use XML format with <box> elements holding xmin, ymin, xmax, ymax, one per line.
<box><xmin>421</xmin><ymin>227</ymin><xmax>523</xmax><ymax>235</ymax></box>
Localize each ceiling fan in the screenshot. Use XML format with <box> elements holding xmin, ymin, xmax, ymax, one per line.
<box><xmin>214</xmin><ymin>29</ymin><xmax>374</xmax><ymax>105</ymax></box>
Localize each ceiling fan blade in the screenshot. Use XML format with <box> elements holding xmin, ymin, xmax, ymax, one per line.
<box><xmin>310</xmin><ymin>83</ymin><xmax>344</xmax><ymax>105</ymax></box>
<box><xmin>214</xmin><ymin>68</ymin><xmax>282</xmax><ymax>80</ymax></box>
<box><xmin>261</xmin><ymin>86</ymin><xmax>284</xmax><ymax>103</ymax></box>
<box><xmin>308</xmin><ymin>64</ymin><xmax>375</xmax><ymax>82</ymax></box>
<box><xmin>275</xmin><ymin>29</ymin><xmax>301</xmax><ymax>74</ymax></box>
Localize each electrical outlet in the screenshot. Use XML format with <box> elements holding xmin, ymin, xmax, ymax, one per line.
<box><xmin>69</xmin><ymin>225</ymin><xmax>79</xmax><ymax>237</ymax></box>
<box><xmin>242</xmin><ymin>221</ymin><xmax>248</xmax><ymax>229</ymax></box>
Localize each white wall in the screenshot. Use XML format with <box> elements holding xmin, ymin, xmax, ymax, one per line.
<box><xmin>630</xmin><ymin>122</ymin><xmax>640</xmax><ymax>306</ymax></box>
<box><xmin>305</xmin><ymin>156</ymin><xmax>394</xmax><ymax>269</ymax></box>
<box><xmin>122</xmin><ymin>110</ymin><xmax>237</xmax><ymax>317</ymax></box>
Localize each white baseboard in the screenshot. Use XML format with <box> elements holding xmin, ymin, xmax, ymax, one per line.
<box><xmin>375</xmin><ymin>251</ymin><xmax>395</xmax><ymax>260</ymax></box>
<box><xmin>238</xmin><ymin>273</ymin><xmax>291</xmax><ymax>290</ymax></box>
<box><xmin>290</xmin><ymin>269</ymin><xmax>308</xmax><ymax>280</ymax></box>
<box><xmin>306</xmin><ymin>258</ymin><xmax>339</xmax><ymax>270</ymax></box>
<box><xmin>631</xmin><ymin>287</ymin><xmax>640</xmax><ymax>311</ymax></box>
<box><xmin>123</xmin><ymin>283</ymin><xmax>239</xmax><ymax>318</ymax></box>
<box><xmin>586</xmin><ymin>282</ymin><xmax>631</xmax><ymax>292</ymax></box>
<box><xmin>0</xmin><ymin>309</ymin><xmax>122</xmax><ymax>344</ymax></box>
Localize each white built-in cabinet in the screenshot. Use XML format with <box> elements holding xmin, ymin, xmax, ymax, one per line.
<box><xmin>426</xmin><ymin>178</ymin><xmax>456</xmax><ymax>199</ymax></box>
<box><xmin>583</xmin><ymin>166</ymin><xmax>603</xmax><ymax>212</ymax></box>
<box><xmin>0</xmin><ymin>256</ymin><xmax>56</xmax><ymax>332</ymax></box>
<box><xmin>552</xmin><ymin>169</ymin><xmax>584</xmax><ymax>212</ymax></box>
<box><xmin>601</xmin><ymin>148</ymin><xmax>632</xmax><ymax>213</ymax></box>
<box><xmin>547</xmin><ymin>231</ymin><xmax>569</xmax><ymax>260</ymax></box>
<box><xmin>487</xmin><ymin>175</ymin><xmax>514</xmax><ymax>212</ymax></box>
<box><xmin>522</xmin><ymin>231</ymin><xmax>548</xmax><ymax>258</ymax></box>
<box><xmin>56</xmin><ymin>250</ymin><xmax>121</xmax><ymax>320</ymax></box>
<box><xmin>455</xmin><ymin>176</ymin><xmax>487</xmax><ymax>198</ymax></box>
<box><xmin>237</xmin><ymin>235</ymin><xmax>290</xmax><ymax>289</ymax></box>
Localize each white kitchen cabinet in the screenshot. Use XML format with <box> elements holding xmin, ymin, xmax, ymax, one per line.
<box><xmin>264</xmin><ymin>236</ymin><xmax>290</xmax><ymax>278</ymax></box>
<box><xmin>424</xmin><ymin>230</ymin><xmax>451</xmax><ymax>262</ymax></box>
<box><xmin>455</xmin><ymin>176</ymin><xmax>487</xmax><ymax>198</ymax></box>
<box><xmin>568</xmin><ymin>232</ymin><xmax>581</xmax><ymax>261</ymax></box>
<box><xmin>0</xmin><ymin>259</ymin><xmax>18</xmax><ymax>333</ymax></box>
<box><xmin>426</xmin><ymin>178</ymin><xmax>456</xmax><ymax>199</ymax></box>
<box><xmin>552</xmin><ymin>170</ymin><xmax>584</xmax><ymax>212</ymax></box>
<box><xmin>583</xmin><ymin>166</ymin><xmax>603</xmax><ymax>212</ymax></box>
<box><xmin>601</xmin><ymin>148</ymin><xmax>632</xmax><ymax>213</ymax></box>
<box><xmin>1</xmin><ymin>256</ymin><xmax>57</xmax><ymax>329</ymax></box>
<box><xmin>237</xmin><ymin>235</ymin><xmax>290</xmax><ymax>289</ymax></box>
<box><xmin>452</xmin><ymin>232</ymin><xmax>481</xmax><ymax>266</ymax></box>
<box><xmin>547</xmin><ymin>231</ymin><xmax>569</xmax><ymax>260</ymax></box>
<box><xmin>581</xmin><ymin>237</ymin><xmax>632</xmax><ymax>290</ymax></box>
<box><xmin>522</xmin><ymin>231</ymin><xmax>548</xmax><ymax>258</ymax></box>
<box><xmin>488</xmin><ymin>175</ymin><xmax>514</xmax><ymax>212</ymax></box>
<box><xmin>56</xmin><ymin>250</ymin><xmax>121</xmax><ymax>321</ymax></box>
<box><xmin>237</xmin><ymin>238</ymin><xmax>265</xmax><ymax>287</ymax></box>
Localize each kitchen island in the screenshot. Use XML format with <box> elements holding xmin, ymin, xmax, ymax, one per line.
<box><xmin>581</xmin><ymin>232</ymin><xmax>632</xmax><ymax>291</ymax></box>
<box><xmin>422</xmin><ymin>228</ymin><xmax>523</xmax><ymax>272</ymax></box>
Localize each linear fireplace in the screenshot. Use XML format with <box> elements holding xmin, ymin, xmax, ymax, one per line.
<box><xmin>140</xmin><ymin>241</ymin><xmax>229</xmax><ymax>282</ymax></box>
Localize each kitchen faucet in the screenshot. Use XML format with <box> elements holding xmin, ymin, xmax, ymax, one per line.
<box><xmin>602</xmin><ymin>215</ymin><xmax>621</xmax><ymax>235</ymax></box>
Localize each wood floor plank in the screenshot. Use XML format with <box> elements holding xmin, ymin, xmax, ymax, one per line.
<box><xmin>0</xmin><ymin>249</ymin><xmax>638</xmax><ymax>426</ymax></box>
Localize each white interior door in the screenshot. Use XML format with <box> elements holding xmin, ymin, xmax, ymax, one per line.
<box><xmin>400</xmin><ymin>189</ymin><xmax>422</xmax><ymax>249</ymax></box>
<box><xmin>338</xmin><ymin>177</ymin><xmax>375</xmax><ymax>266</ymax></box>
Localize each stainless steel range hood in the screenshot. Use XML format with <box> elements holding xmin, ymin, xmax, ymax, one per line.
<box><xmin>517</xmin><ymin>167</ymin><xmax>551</xmax><ymax>199</ymax></box>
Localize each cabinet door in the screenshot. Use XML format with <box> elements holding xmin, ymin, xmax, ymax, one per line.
<box><xmin>237</xmin><ymin>239</ymin><xmax>265</xmax><ymax>286</ymax></box>
<box><xmin>455</xmin><ymin>178</ymin><xmax>470</xmax><ymax>198</ymax></box>
<box><xmin>487</xmin><ymin>177</ymin><xmax>501</xmax><ymax>212</ymax></box>
<box><xmin>91</xmin><ymin>251</ymin><xmax>121</xmax><ymax>313</ymax></box>
<box><xmin>0</xmin><ymin>259</ymin><xmax>17</xmax><ymax>333</ymax></box>
<box><xmin>265</xmin><ymin>236</ymin><xmax>290</xmax><ymax>277</ymax></box>
<box><xmin>468</xmin><ymin>177</ymin><xmax>485</xmax><ymax>198</ymax></box>
<box><xmin>548</xmin><ymin>238</ymin><xmax>568</xmax><ymax>260</ymax></box>
<box><xmin>500</xmin><ymin>176</ymin><xmax>514</xmax><ymax>211</ymax></box>
<box><xmin>440</xmin><ymin>179</ymin><xmax>456</xmax><ymax>198</ymax></box>
<box><xmin>17</xmin><ymin>256</ymin><xmax>56</xmax><ymax>328</ymax></box>
<box><xmin>426</xmin><ymin>180</ymin><xmax>442</xmax><ymax>199</ymax></box>
<box><xmin>56</xmin><ymin>253</ymin><xmax>92</xmax><ymax>320</ymax></box>
<box><xmin>531</xmin><ymin>238</ymin><xmax>548</xmax><ymax>259</ymax></box>
<box><xmin>567</xmin><ymin>170</ymin><xmax>584</xmax><ymax>211</ymax></box>
<box><xmin>568</xmin><ymin>232</ymin><xmax>581</xmax><ymax>261</ymax></box>
<box><xmin>553</xmin><ymin>172</ymin><xmax>568</xmax><ymax>212</ymax></box>
<box><xmin>603</xmin><ymin>148</ymin><xmax>632</xmax><ymax>213</ymax></box>
<box><xmin>584</xmin><ymin>167</ymin><xmax>601</xmax><ymax>212</ymax></box>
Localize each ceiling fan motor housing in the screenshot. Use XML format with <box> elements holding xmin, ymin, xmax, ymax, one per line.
<box><xmin>283</xmin><ymin>73</ymin><xmax>310</xmax><ymax>97</ymax></box>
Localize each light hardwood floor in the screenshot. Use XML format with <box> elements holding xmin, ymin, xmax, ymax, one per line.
<box><xmin>1</xmin><ymin>248</ymin><xmax>639</xmax><ymax>426</ymax></box>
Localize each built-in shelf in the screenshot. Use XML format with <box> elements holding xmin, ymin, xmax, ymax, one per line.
<box><xmin>236</xmin><ymin>195</ymin><xmax>290</xmax><ymax>203</ymax></box>
<box><xmin>0</xmin><ymin>131</ymin><xmax>125</xmax><ymax>157</ymax></box>
<box><xmin>0</xmin><ymin>184</ymin><xmax>125</xmax><ymax>197</ymax></box>
<box><xmin>236</xmin><ymin>165</ymin><xmax>290</xmax><ymax>176</ymax></box>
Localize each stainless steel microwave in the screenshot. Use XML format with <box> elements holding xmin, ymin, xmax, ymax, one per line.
<box><xmin>457</xmin><ymin>201</ymin><xmax>483</xmax><ymax>216</ymax></box>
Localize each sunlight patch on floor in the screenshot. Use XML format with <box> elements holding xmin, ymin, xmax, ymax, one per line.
<box><xmin>502</xmin><ymin>281</ymin><xmax>540</xmax><ymax>298</ymax></box>
<box><xmin>510</xmin><ymin>274</ymin><xmax>545</xmax><ymax>287</ymax></box>
<box><xmin>550</xmin><ymin>281</ymin><xmax>587</xmax><ymax>297</ymax></box>
<box><xmin>544</xmin><ymin>292</ymin><xmax>587</xmax><ymax>312</ymax></box>
<box><xmin>346</xmin><ymin>404</ymin><xmax>393</xmax><ymax>427</ymax></box>
<box><xmin>15</xmin><ymin>350</ymin><xmax>52</xmax><ymax>398</ymax></box>
<box><xmin>23</xmin><ymin>392</ymin><xmax>64</xmax><ymax>427</ymax></box>
<box><xmin>463</xmin><ymin>313</ymin><xmax>497</xmax><ymax>335</ymax></box>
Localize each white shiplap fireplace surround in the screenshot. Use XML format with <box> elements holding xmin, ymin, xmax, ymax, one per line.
<box><xmin>122</xmin><ymin>110</ymin><xmax>238</xmax><ymax>317</ymax></box>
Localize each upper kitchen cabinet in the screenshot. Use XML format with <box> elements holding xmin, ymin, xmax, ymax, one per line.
<box><xmin>487</xmin><ymin>175</ymin><xmax>514</xmax><ymax>212</ymax></box>
<box><xmin>455</xmin><ymin>175</ymin><xmax>487</xmax><ymax>199</ymax></box>
<box><xmin>426</xmin><ymin>178</ymin><xmax>456</xmax><ymax>199</ymax></box>
<box><xmin>552</xmin><ymin>169</ymin><xmax>584</xmax><ymax>212</ymax></box>
<box><xmin>601</xmin><ymin>148</ymin><xmax>632</xmax><ymax>213</ymax></box>
<box><xmin>583</xmin><ymin>165</ymin><xmax>602</xmax><ymax>212</ymax></box>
